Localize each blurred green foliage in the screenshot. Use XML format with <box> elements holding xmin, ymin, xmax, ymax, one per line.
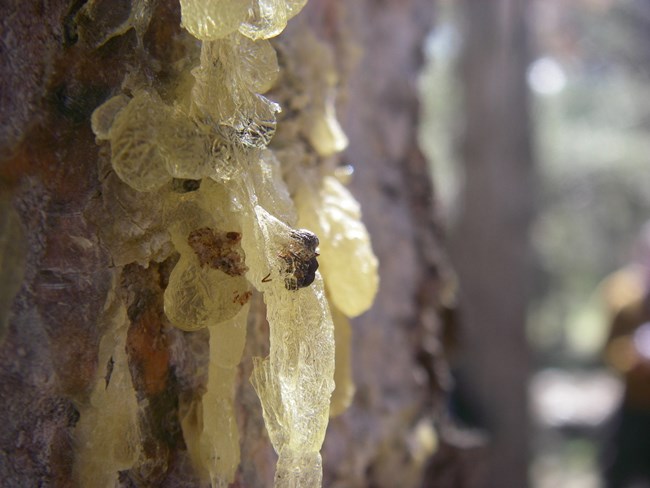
<box><xmin>530</xmin><ymin>1</ymin><xmax>650</xmax><ymax>362</ymax></box>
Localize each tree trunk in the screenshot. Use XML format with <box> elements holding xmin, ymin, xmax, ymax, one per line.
<box><xmin>451</xmin><ymin>1</ymin><xmax>535</xmax><ymax>487</ymax></box>
<box><xmin>0</xmin><ymin>1</ymin><xmax>457</xmax><ymax>486</ymax></box>
<box><xmin>310</xmin><ymin>2</ymin><xmax>459</xmax><ymax>486</ymax></box>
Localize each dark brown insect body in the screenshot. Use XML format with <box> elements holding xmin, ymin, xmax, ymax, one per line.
<box><xmin>187</xmin><ymin>227</ymin><xmax>248</xmax><ymax>277</ymax></box>
<box><xmin>280</xmin><ymin>229</ymin><xmax>320</xmax><ymax>291</ymax></box>
<box><xmin>171</xmin><ymin>178</ymin><xmax>201</xmax><ymax>193</ymax></box>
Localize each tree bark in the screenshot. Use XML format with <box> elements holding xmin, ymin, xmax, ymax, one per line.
<box><xmin>0</xmin><ymin>1</ymin><xmax>457</xmax><ymax>486</ymax></box>
<box><xmin>303</xmin><ymin>1</ymin><xmax>459</xmax><ymax>486</ymax></box>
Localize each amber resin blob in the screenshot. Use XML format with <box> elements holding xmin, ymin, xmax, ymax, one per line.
<box><xmin>79</xmin><ymin>1</ymin><xmax>379</xmax><ymax>487</ymax></box>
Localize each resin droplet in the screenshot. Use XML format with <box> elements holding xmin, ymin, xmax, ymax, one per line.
<box><xmin>179</xmin><ymin>0</ymin><xmax>249</xmax><ymax>41</ymax></box>
<box><xmin>191</xmin><ymin>36</ymin><xmax>280</xmax><ymax>149</ymax></box>
<box><xmin>164</xmin><ymin>205</ymin><xmax>251</xmax><ymax>331</ymax></box>
<box><xmin>91</xmin><ymin>94</ymin><xmax>129</xmax><ymax>140</ymax></box>
<box><xmin>106</xmin><ymin>91</ymin><xmax>172</xmax><ymax>192</ymax></box>
<box><xmin>239</xmin><ymin>0</ymin><xmax>308</xmax><ymax>41</ymax></box>
<box><xmin>74</xmin><ymin>299</ymin><xmax>140</xmax><ymax>486</ymax></box>
<box><xmin>308</xmin><ymin>96</ymin><xmax>349</xmax><ymax>157</ymax></box>
<box><xmin>329</xmin><ymin>303</ymin><xmax>355</xmax><ymax>417</ymax></box>
<box><xmin>164</xmin><ymin>250</ymin><xmax>250</xmax><ymax>331</ymax></box>
<box><xmin>158</xmin><ymin>111</ymin><xmax>212</xmax><ymax>180</ymax></box>
<box><xmin>296</xmin><ymin>176</ymin><xmax>379</xmax><ymax>317</ymax></box>
<box><xmin>187</xmin><ymin>228</ymin><xmax>248</xmax><ymax>277</ymax></box>
<box><xmin>238</xmin><ymin>203</ymin><xmax>335</xmax><ymax>488</ymax></box>
<box><xmin>203</xmin><ymin>307</ymin><xmax>248</xmax><ymax>479</ymax></box>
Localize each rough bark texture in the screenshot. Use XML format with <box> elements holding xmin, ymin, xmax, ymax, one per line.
<box><xmin>451</xmin><ymin>1</ymin><xmax>535</xmax><ymax>487</ymax></box>
<box><xmin>313</xmin><ymin>2</ymin><xmax>460</xmax><ymax>487</ymax></box>
<box><xmin>0</xmin><ymin>1</ymin><xmax>457</xmax><ymax>486</ymax></box>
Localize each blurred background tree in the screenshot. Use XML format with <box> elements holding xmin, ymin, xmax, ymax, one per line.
<box><xmin>420</xmin><ymin>0</ymin><xmax>650</xmax><ymax>486</ymax></box>
<box><xmin>447</xmin><ymin>1</ymin><xmax>534</xmax><ymax>488</ymax></box>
